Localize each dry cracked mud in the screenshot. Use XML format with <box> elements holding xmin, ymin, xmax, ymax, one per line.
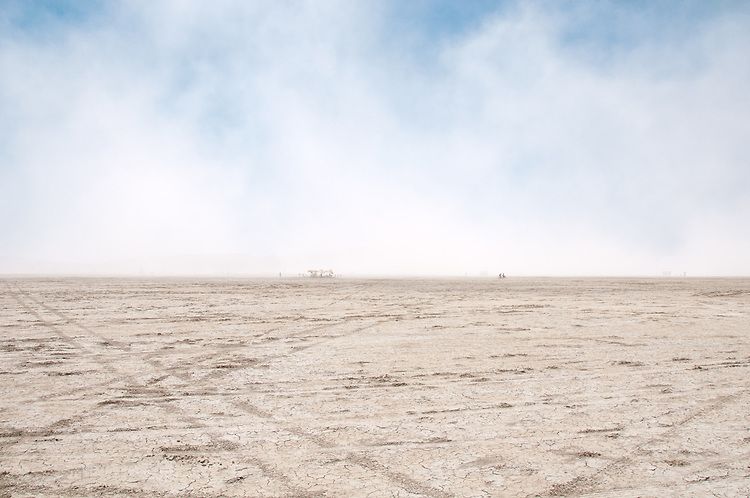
<box><xmin>1</xmin><ymin>277</ymin><xmax>749</xmax><ymax>496</ymax></box>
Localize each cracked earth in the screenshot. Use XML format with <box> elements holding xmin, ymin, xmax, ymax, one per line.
<box><xmin>1</xmin><ymin>277</ymin><xmax>749</xmax><ymax>496</ymax></box>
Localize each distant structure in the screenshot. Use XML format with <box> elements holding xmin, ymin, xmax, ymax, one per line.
<box><xmin>308</xmin><ymin>269</ymin><xmax>334</xmax><ymax>278</ymax></box>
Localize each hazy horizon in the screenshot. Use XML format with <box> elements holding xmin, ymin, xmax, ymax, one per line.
<box><xmin>2</xmin><ymin>269</ymin><xmax>747</xmax><ymax>279</ymax></box>
<box><xmin>2</xmin><ymin>1</ymin><xmax>749</xmax><ymax>276</ymax></box>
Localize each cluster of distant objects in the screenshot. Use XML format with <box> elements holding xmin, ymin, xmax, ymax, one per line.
<box><xmin>307</xmin><ymin>269</ymin><xmax>335</xmax><ymax>278</ymax></box>
<box><xmin>498</xmin><ymin>273</ymin><xmax>507</xmax><ymax>279</ymax></box>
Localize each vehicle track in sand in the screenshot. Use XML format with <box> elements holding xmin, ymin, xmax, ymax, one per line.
<box><xmin>4</xmin><ymin>282</ymin><xmax>452</xmax><ymax>497</ymax></box>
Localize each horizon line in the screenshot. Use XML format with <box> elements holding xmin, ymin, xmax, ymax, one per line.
<box><xmin>1</xmin><ymin>273</ymin><xmax>748</xmax><ymax>279</ymax></box>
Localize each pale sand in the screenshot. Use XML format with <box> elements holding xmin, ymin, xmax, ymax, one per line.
<box><xmin>1</xmin><ymin>277</ymin><xmax>749</xmax><ymax>496</ymax></box>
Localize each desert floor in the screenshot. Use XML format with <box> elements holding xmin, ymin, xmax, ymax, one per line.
<box><xmin>1</xmin><ymin>277</ymin><xmax>749</xmax><ymax>497</ymax></box>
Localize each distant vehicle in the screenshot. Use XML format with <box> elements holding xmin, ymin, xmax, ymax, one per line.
<box><xmin>308</xmin><ymin>269</ymin><xmax>334</xmax><ymax>278</ymax></box>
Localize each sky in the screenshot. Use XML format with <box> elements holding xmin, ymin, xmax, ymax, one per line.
<box><xmin>1</xmin><ymin>0</ymin><xmax>749</xmax><ymax>276</ymax></box>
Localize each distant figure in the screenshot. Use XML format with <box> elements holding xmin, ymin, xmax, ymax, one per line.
<box><xmin>498</xmin><ymin>273</ymin><xmax>506</xmax><ymax>279</ymax></box>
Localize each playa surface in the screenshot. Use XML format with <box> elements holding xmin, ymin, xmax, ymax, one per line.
<box><xmin>1</xmin><ymin>277</ymin><xmax>749</xmax><ymax>497</ymax></box>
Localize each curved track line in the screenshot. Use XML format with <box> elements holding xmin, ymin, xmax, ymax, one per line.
<box><xmin>9</xmin><ymin>283</ymin><xmax>452</xmax><ymax>497</ymax></box>
<box><xmin>537</xmin><ymin>389</ymin><xmax>747</xmax><ymax>497</ymax></box>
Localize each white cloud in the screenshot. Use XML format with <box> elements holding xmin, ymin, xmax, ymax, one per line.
<box><xmin>1</xmin><ymin>2</ymin><xmax>748</xmax><ymax>275</ymax></box>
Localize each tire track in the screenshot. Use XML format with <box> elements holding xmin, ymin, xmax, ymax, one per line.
<box><xmin>8</xmin><ymin>283</ymin><xmax>452</xmax><ymax>497</ymax></box>
<box><xmin>539</xmin><ymin>389</ymin><xmax>747</xmax><ymax>496</ymax></box>
<box><xmin>4</xmin><ymin>285</ymin><xmax>304</xmax><ymax>495</ymax></box>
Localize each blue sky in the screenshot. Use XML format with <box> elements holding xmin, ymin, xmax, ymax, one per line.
<box><xmin>1</xmin><ymin>1</ymin><xmax>749</xmax><ymax>275</ymax></box>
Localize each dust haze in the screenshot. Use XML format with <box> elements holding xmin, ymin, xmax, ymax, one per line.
<box><xmin>1</xmin><ymin>2</ymin><xmax>750</xmax><ymax>276</ymax></box>
<box><xmin>2</xmin><ymin>2</ymin><xmax>750</xmax><ymax>497</ymax></box>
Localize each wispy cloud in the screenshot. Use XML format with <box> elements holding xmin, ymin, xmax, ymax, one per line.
<box><xmin>1</xmin><ymin>1</ymin><xmax>749</xmax><ymax>275</ymax></box>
